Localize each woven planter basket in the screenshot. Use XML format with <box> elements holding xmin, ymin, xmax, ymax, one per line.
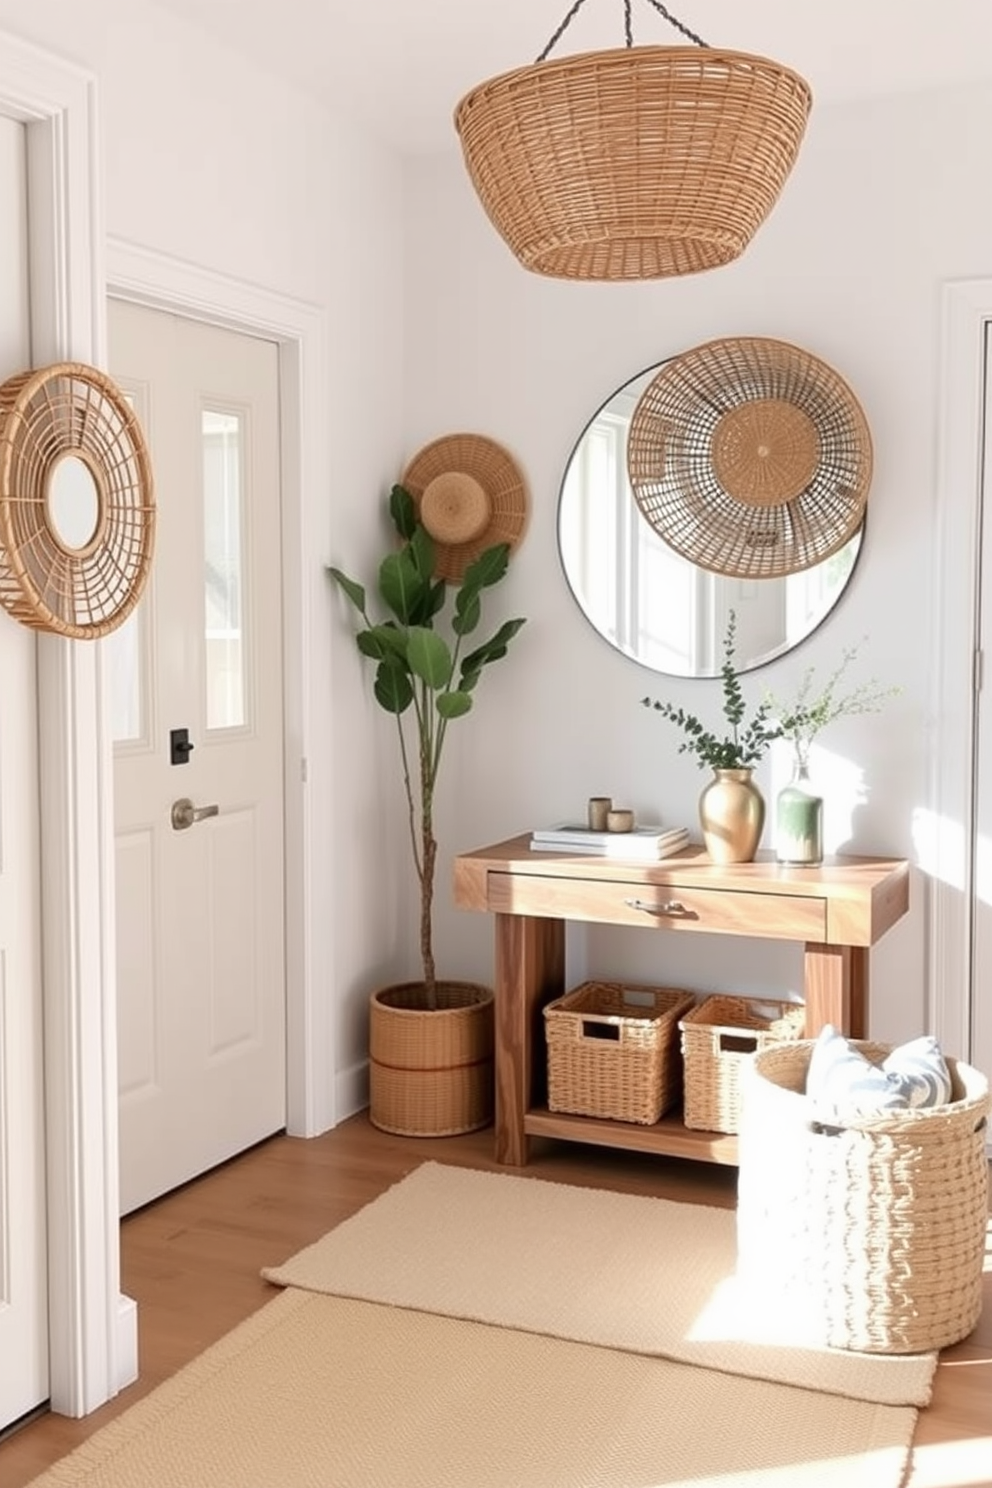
<box><xmin>368</xmin><ymin>981</ymin><xmax>494</xmax><ymax>1137</ymax></box>
<box><xmin>737</xmin><ymin>1040</ymin><xmax>990</xmax><ymax>1354</ymax></box>
<box><xmin>454</xmin><ymin>47</ymin><xmax>811</xmax><ymax>282</ymax></box>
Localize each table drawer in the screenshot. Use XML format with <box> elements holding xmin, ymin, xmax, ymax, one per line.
<box><xmin>487</xmin><ymin>872</ymin><xmax>827</xmax><ymax>942</ymax></box>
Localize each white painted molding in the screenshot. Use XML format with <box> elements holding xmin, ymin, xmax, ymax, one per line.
<box><xmin>929</xmin><ymin>278</ymin><xmax>992</xmax><ymax>1061</ymax></box>
<box><xmin>106</xmin><ymin>238</ymin><xmax>333</xmax><ymax>1137</ymax></box>
<box><xmin>1</xmin><ymin>27</ymin><xmax>131</xmax><ymax>1418</ymax></box>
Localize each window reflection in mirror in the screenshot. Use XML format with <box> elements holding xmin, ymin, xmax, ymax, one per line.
<box><xmin>558</xmin><ymin>364</ymin><xmax>862</xmax><ymax>678</ymax></box>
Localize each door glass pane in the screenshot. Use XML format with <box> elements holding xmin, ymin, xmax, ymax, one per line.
<box><xmin>203</xmin><ymin>409</ymin><xmax>246</xmax><ymax>730</ymax></box>
<box><xmin>108</xmin><ymin>608</ymin><xmax>143</xmax><ymax>743</ymax></box>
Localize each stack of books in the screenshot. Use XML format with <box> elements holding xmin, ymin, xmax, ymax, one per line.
<box><xmin>529</xmin><ymin>823</ymin><xmax>691</xmax><ymax>860</ymax></box>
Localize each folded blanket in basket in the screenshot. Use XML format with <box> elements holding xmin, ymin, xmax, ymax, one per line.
<box><xmin>807</xmin><ymin>1025</ymin><xmax>953</xmax><ymax>1122</ymax></box>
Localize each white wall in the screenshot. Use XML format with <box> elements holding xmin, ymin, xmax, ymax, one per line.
<box><xmin>402</xmin><ymin>81</ymin><xmax>992</xmax><ymax>1048</ymax></box>
<box><xmin>0</xmin><ymin>0</ymin><xmax>410</xmax><ymax>1088</ymax></box>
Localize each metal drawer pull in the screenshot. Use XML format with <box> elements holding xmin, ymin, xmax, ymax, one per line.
<box><xmin>623</xmin><ymin>897</ymin><xmax>696</xmax><ymax>918</ymax></box>
<box><xmin>171</xmin><ymin>797</ymin><xmax>220</xmax><ymax>831</ymax></box>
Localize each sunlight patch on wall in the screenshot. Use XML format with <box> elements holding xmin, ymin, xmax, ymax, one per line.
<box><xmin>912</xmin><ymin>808</ymin><xmax>967</xmax><ymax>892</ymax></box>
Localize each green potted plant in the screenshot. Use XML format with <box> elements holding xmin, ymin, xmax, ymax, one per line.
<box><xmin>642</xmin><ymin>611</ymin><xmax>781</xmax><ymax>863</ymax></box>
<box><xmin>330</xmin><ymin>483</ymin><xmax>526</xmax><ymax>1135</ymax></box>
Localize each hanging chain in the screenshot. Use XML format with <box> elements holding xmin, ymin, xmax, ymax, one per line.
<box><xmin>538</xmin><ymin>0</ymin><xmax>592</xmax><ymax>61</ymax></box>
<box><xmin>538</xmin><ymin>0</ymin><xmax>707</xmax><ymax>62</ymax></box>
<box><xmin>641</xmin><ymin>0</ymin><xmax>707</xmax><ymax>46</ymax></box>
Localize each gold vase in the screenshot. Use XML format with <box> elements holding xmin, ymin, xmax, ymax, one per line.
<box><xmin>699</xmin><ymin>767</ymin><xmax>765</xmax><ymax>863</ymax></box>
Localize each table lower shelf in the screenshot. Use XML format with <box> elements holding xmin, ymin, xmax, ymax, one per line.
<box><xmin>522</xmin><ymin>1106</ymin><xmax>740</xmax><ymax>1166</ymax></box>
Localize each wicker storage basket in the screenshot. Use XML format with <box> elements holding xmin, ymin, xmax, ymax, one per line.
<box><xmin>679</xmin><ymin>995</ymin><xmax>805</xmax><ymax>1133</ymax></box>
<box><xmin>737</xmin><ymin>1041</ymin><xmax>990</xmax><ymax>1354</ymax></box>
<box><xmin>544</xmin><ymin>981</ymin><xmax>695</xmax><ymax>1124</ymax></box>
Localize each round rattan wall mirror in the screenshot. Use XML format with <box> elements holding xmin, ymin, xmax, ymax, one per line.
<box><xmin>558</xmin><ymin>358</ymin><xmax>864</xmax><ymax>678</ymax></box>
<box><xmin>0</xmin><ymin>362</ymin><xmax>154</xmax><ymax>638</ymax></box>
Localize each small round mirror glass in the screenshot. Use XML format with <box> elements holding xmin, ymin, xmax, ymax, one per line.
<box><xmin>47</xmin><ymin>453</ymin><xmax>102</xmax><ymax>553</ymax></box>
<box><xmin>557</xmin><ymin>363</ymin><xmax>863</xmax><ymax>677</ymax></box>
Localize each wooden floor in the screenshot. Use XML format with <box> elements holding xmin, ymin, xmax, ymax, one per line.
<box><xmin>1</xmin><ymin>1115</ymin><xmax>990</xmax><ymax>1488</ymax></box>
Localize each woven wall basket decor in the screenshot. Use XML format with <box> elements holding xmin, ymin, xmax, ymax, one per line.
<box><xmin>626</xmin><ymin>337</ymin><xmax>873</xmax><ymax>580</ymax></box>
<box><xmin>401</xmin><ymin>433</ymin><xmax>528</xmax><ymax>583</ymax></box>
<box><xmin>454</xmin><ymin>2</ymin><xmax>812</xmax><ymax>282</ymax></box>
<box><xmin>0</xmin><ymin>362</ymin><xmax>155</xmax><ymax>638</ymax></box>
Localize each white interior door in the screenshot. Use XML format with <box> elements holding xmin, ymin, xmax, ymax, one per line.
<box><xmin>107</xmin><ymin>300</ymin><xmax>286</xmax><ymax>1215</ymax></box>
<box><xmin>0</xmin><ymin>115</ymin><xmax>48</xmax><ymax>1431</ymax></box>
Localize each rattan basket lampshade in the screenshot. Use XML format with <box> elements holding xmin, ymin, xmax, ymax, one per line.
<box><xmin>454</xmin><ymin>42</ymin><xmax>811</xmax><ymax>281</ymax></box>
<box><xmin>0</xmin><ymin>362</ymin><xmax>154</xmax><ymax>638</ymax></box>
<box><xmin>626</xmin><ymin>337</ymin><xmax>873</xmax><ymax>579</ymax></box>
<box><xmin>401</xmin><ymin>433</ymin><xmax>528</xmax><ymax>582</ymax></box>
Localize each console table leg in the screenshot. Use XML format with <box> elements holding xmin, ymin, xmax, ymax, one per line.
<box><xmin>493</xmin><ymin>913</ymin><xmax>565</xmax><ymax>1166</ymax></box>
<box><xmin>804</xmin><ymin>943</ymin><xmax>869</xmax><ymax>1037</ymax></box>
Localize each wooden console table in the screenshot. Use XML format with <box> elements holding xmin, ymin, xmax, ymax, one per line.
<box><xmin>453</xmin><ymin>835</ymin><xmax>910</xmax><ymax>1168</ymax></box>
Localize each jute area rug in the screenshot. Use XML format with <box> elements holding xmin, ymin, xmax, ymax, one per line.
<box><xmin>31</xmin><ymin>1162</ymin><xmax>936</xmax><ymax>1488</ymax></box>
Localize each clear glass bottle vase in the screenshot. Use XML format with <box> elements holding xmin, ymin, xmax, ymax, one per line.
<box><xmin>775</xmin><ymin>758</ymin><xmax>823</xmax><ymax>866</ymax></box>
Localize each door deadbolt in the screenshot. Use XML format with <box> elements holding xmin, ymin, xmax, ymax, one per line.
<box><xmin>170</xmin><ymin>727</ymin><xmax>195</xmax><ymax>766</ymax></box>
<box><xmin>171</xmin><ymin>797</ymin><xmax>219</xmax><ymax>831</ymax></box>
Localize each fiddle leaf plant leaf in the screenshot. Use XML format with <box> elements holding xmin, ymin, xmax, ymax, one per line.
<box><xmin>328</xmin><ymin>567</ymin><xmax>365</xmax><ymax>614</ymax></box>
<box><xmin>463</xmin><ymin>542</ymin><xmax>511</xmax><ymax>591</ymax></box>
<box><xmin>388</xmin><ymin>482</ymin><xmax>418</xmax><ymax>541</ymax></box>
<box><xmin>356</xmin><ymin>623</ymin><xmax>406</xmax><ymax>663</ymax></box>
<box><xmin>436</xmin><ymin>690</ymin><xmax>473</xmax><ymax>721</ymax></box>
<box><xmin>373</xmin><ymin>655</ymin><xmax>414</xmax><ymax>715</ymax></box>
<box><xmin>406</xmin><ymin>627</ymin><xmax>453</xmax><ymax>690</ymax></box>
<box><xmin>462</xmin><ymin>617</ymin><xmax>527</xmax><ymax>675</ymax></box>
<box><xmin>453</xmin><ymin>590</ymin><xmax>481</xmax><ymax>637</ymax></box>
<box><xmin>379</xmin><ymin>547</ymin><xmax>428</xmax><ymax>624</ymax></box>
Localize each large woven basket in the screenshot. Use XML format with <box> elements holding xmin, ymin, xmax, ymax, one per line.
<box><xmin>679</xmin><ymin>995</ymin><xmax>805</xmax><ymax>1133</ymax></box>
<box><xmin>454</xmin><ymin>47</ymin><xmax>812</xmax><ymax>282</ymax></box>
<box><xmin>368</xmin><ymin>981</ymin><xmax>494</xmax><ymax>1137</ymax></box>
<box><xmin>545</xmin><ymin>981</ymin><xmax>695</xmax><ymax>1124</ymax></box>
<box><xmin>737</xmin><ymin>1040</ymin><xmax>990</xmax><ymax>1354</ymax></box>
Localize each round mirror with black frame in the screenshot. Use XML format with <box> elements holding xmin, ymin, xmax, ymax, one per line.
<box><xmin>557</xmin><ymin>361</ymin><xmax>864</xmax><ymax>678</ymax></box>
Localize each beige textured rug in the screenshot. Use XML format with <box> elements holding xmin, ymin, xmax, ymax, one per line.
<box><xmin>29</xmin><ymin>1162</ymin><xmax>931</xmax><ymax>1488</ymax></box>
<box><xmin>264</xmin><ymin>1159</ymin><xmax>936</xmax><ymax>1408</ymax></box>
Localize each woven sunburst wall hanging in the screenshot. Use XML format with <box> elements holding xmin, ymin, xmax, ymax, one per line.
<box><xmin>0</xmin><ymin>362</ymin><xmax>155</xmax><ymax>638</ymax></box>
<box><xmin>626</xmin><ymin>337</ymin><xmax>873</xmax><ymax>579</ymax></box>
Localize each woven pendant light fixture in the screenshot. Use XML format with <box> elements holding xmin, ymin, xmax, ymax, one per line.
<box><xmin>454</xmin><ymin>0</ymin><xmax>811</xmax><ymax>282</ymax></box>
<box><xmin>626</xmin><ymin>337</ymin><xmax>873</xmax><ymax>579</ymax></box>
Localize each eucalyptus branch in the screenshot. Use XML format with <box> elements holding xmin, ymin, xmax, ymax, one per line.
<box><xmin>642</xmin><ymin>610</ymin><xmax>781</xmax><ymax>771</ymax></box>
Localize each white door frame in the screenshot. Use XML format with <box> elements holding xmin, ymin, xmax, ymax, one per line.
<box><xmin>1</xmin><ymin>27</ymin><xmax>336</xmax><ymax>1420</ymax></box>
<box><xmin>0</xmin><ymin>31</ymin><xmax>129</xmax><ymax>1417</ymax></box>
<box><xmin>106</xmin><ymin>239</ymin><xmax>334</xmax><ymax>1143</ymax></box>
<box><xmin>929</xmin><ymin>278</ymin><xmax>992</xmax><ymax>1060</ymax></box>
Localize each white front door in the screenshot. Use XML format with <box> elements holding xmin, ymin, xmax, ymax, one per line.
<box><xmin>107</xmin><ymin>300</ymin><xmax>286</xmax><ymax>1215</ymax></box>
<box><xmin>0</xmin><ymin>115</ymin><xmax>48</xmax><ymax>1431</ymax></box>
